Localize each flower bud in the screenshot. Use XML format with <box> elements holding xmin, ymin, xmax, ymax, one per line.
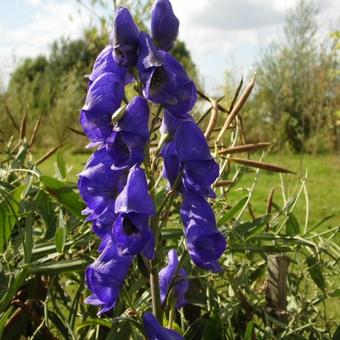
<box><xmin>110</xmin><ymin>7</ymin><xmax>139</xmax><ymax>67</ymax></box>
<box><xmin>151</xmin><ymin>0</ymin><xmax>179</xmax><ymax>51</ymax></box>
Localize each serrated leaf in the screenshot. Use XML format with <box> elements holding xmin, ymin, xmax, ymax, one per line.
<box><xmin>57</xmin><ymin>151</ymin><xmax>67</xmax><ymax>178</ymax></box>
<box><xmin>307</xmin><ymin>257</ymin><xmax>326</xmax><ymax>291</ymax></box>
<box><xmin>286</xmin><ymin>213</ymin><xmax>300</xmax><ymax>235</ymax></box>
<box><xmin>184</xmin><ymin>312</ymin><xmax>210</xmax><ymax>340</ymax></box>
<box><xmin>218</xmin><ymin>197</ymin><xmax>248</xmax><ymax>226</ymax></box>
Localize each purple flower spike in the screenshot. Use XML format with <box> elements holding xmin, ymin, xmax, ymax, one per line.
<box><xmin>138</xmin><ymin>32</ymin><xmax>197</xmax><ymax>117</ymax></box>
<box><xmin>110</xmin><ymin>7</ymin><xmax>139</xmax><ymax>67</ymax></box>
<box><xmin>159</xmin><ymin>250</ymin><xmax>188</xmax><ymax>309</ymax></box>
<box><xmin>151</xmin><ymin>0</ymin><xmax>179</xmax><ymax>51</ymax></box>
<box><xmin>180</xmin><ymin>193</ymin><xmax>226</xmax><ymax>272</ymax></box>
<box><xmin>85</xmin><ymin>238</ymin><xmax>133</xmax><ymax>314</ymax></box>
<box><xmin>143</xmin><ymin>312</ymin><xmax>183</xmax><ymax>340</ymax></box>
<box><xmin>80</xmin><ymin>72</ymin><xmax>124</xmax><ymax>142</ymax></box>
<box><xmin>114</xmin><ymin>213</ymin><xmax>154</xmax><ymax>259</ymax></box>
<box><xmin>106</xmin><ymin>96</ymin><xmax>150</xmax><ymax>170</ymax></box>
<box><xmin>115</xmin><ymin>166</ymin><xmax>155</xmax><ymax>216</ymax></box>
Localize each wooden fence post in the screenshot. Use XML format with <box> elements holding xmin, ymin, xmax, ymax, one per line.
<box><xmin>265</xmin><ymin>255</ymin><xmax>289</xmax><ymax>328</ymax></box>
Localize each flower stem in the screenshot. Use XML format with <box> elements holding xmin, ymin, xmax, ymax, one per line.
<box><xmin>168</xmin><ymin>298</ymin><xmax>176</xmax><ymax>329</ymax></box>
<box><xmin>150</xmin><ymin>265</ymin><xmax>163</xmax><ymax>325</ymax></box>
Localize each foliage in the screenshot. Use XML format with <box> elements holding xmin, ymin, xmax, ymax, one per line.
<box><xmin>0</xmin><ymin>75</ymin><xmax>339</xmax><ymax>340</ymax></box>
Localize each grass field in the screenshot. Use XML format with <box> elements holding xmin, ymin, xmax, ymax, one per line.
<box><xmin>36</xmin><ymin>151</ymin><xmax>340</xmax><ymax>229</ymax></box>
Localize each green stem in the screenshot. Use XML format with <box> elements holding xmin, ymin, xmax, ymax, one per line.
<box><xmin>150</xmin><ymin>265</ymin><xmax>163</xmax><ymax>325</ymax></box>
<box><xmin>168</xmin><ymin>298</ymin><xmax>176</xmax><ymax>329</ymax></box>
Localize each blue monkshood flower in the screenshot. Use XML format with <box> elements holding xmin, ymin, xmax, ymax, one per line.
<box><xmin>151</xmin><ymin>0</ymin><xmax>179</xmax><ymax>51</ymax></box>
<box><xmin>106</xmin><ymin>96</ymin><xmax>150</xmax><ymax>170</ymax></box>
<box><xmin>161</xmin><ymin>120</ymin><xmax>219</xmax><ymax>197</ymax></box>
<box><xmin>159</xmin><ymin>250</ymin><xmax>188</xmax><ymax>309</ymax></box>
<box><xmin>175</xmin><ymin>121</ymin><xmax>219</xmax><ymax>198</ymax></box>
<box><xmin>180</xmin><ymin>192</ymin><xmax>226</xmax><ymax>272</ymax></box>
<box><xmin>160</xmin><ymin>141</ymin><xmax>179</xmax><ymax>187</ymax></box>
<box><xmin>143</xmin><ymin>312</ymin><xmax>183</xmax><ymax>340</ymax></box>
<box><xmin>137</xmin><ymin>32</ymin><xmax>197</xmax><ymax>117</ymax></box>
<box><xmin>78</xmin><ymin>148</ymin><xmax>127</xmax><ymax>235</ymax></box>
<box><xmin>80</xmin><ymin>72</ymin><xmax>124</xmax><ymax>142</ymax></box>
<box><xmin>114</xmin><ymin>166</ymin><xmax>155</xmax><ymax>258</ymax></box>
<box><xmin>160</xmin><ymin>110</ymin><xmax>193</xmax><ymax>136</ymax></box>
<box><xmin>89</xmin><ymin>45</ymin><xmax>133</xmax><ymax>86</ymax></box>
<box><xmin>85</xmin><ymin>238</ymin><xmax>133</xmax><ymax>314</ymax></box>
<box><xmin>110</xmin><ymin>7</ymin><xmax>139</xmax><ymax>68</ymax></box>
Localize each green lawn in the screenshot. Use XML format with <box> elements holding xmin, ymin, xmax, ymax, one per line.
<box><xmin>36</xmin><ymin>151</ymin><xmax>340</xmax><ymax>229</ymax></box>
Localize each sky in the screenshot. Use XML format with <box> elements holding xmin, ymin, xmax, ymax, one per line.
<box><xmin>0</xmin><ymin>0</ymin><xmax>339</xmax><ymax>94</ymax></box>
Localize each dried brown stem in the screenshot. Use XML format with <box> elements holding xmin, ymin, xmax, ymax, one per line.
<box><xmin>216</xmin><ymin>74</ymin><xmax>255</xmax><ymax>143</ymax></box>
<box><xmin>204</xmin><ymin>99</ymin><xmax>219</xmax><ymax>139</ymax></box>
<box><xmin>228</xmin><ymin>157</ymin><xmax>295</xmax><ymax>174</ymax></box>
<box><xmin>218</xmin><ymin>142</ymin><xmax>271</xmax><ymax>155</ymax></box>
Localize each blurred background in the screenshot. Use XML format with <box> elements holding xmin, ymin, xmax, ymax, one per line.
<box><xmin>0</xmin><ymin>0</ymin><xmax>339</xmax><ymax>224</ymax></box>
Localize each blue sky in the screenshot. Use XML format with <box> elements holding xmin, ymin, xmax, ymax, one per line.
<box><xmin>0</xmin><ymin>0</ymin><xmax>339</xmax><ymax>94</ymax></box>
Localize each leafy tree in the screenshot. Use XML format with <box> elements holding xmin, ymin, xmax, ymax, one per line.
<box><xmin>252</xmin><ymin>0</ymin><xmax>339</xmax><ymax>153</ymax></box>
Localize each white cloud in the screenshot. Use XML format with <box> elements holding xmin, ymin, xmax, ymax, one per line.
<box><xmin>0</xmin><ymin>0</ymin><xmax>92</xmax><ymax>84</ymax></box>
<box><xmin>171</xmin><ymin>0</ymin><xmax>340</xmax><ymax>93</ymax></box>
<box><xmin>26</xmin><ymin>0</ymin><xmax>42</xmax><ymax>6</ymax></box>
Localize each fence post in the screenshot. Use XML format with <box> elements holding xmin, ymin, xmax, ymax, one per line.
<box><xmin>265</xmin><ymin>255</ymin><xmax>289</xmax><ymax>328</ymax></box>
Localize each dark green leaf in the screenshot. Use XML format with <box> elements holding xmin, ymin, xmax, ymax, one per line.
<box><xmin>34</xmin><ymin>190</ymin><xmax>57</xmax><ymax>239</ymax></box>
<box><xmin>233</xmin><ymin>215</ymin><xmax>270</xmax><ymax>238</ymax></box>
<box><xmin>218</xmin><ymin>197</ymin><xmax>248</xmax><ymax>226</ymax></box>
<box><xmin>57</xmin><ymin>151</ymin><xmax>67</xmax><ymax>178</ymax></box>
<box><xmin>333</xmin><ymin>325</ymin><xmax>340</xmax><ymax>340</ymax></box>
<box><xmin>0</xmin><ymin>185</ymin><xmax>25</xmax><ymax>252</ymax></box>
<box><xmin>55</xmin><ymin>210</ymin><xmax>66</xmax><ymax>253</ymax></box>
<box><xmin>244</xmin><ymin>321</ymin><xmax>254</xmax><ymax>340</ymax></box>
<box><xmin>40</xmin><ymin>176</ymin><xmax>84</xmax><ymax>217</ymax></box>
<box><xmin>307</xmin><ymin>257</ymin><xmax>326</xmax><ymax>291</ymax></box>
<box><xmin>286</xmin><ymin>213</ymin><xmax>300</xmax><ymax>235</ymax></box>
<box><xmin>184</xmin><ymin>312</ymin><xmax>210</xmax><ymax>340</ymax></box>
<box><xmin>29</xmin><ymin>258</ymin><xmax>89</xmax><ymax>274</ymax></box>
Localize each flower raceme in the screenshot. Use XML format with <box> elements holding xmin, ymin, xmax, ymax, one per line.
<box><xmin>78</xmin><ymin>0</ymin><xmax>226</xmax><ymax>335</ymax></box>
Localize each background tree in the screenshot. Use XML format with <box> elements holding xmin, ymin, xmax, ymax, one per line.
<box><xmin>248</xmin><ymin>0</ymin><xmax>339</xmax><ymax>153</ymax></box>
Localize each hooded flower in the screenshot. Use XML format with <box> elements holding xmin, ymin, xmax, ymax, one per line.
<box><xmin>160</xmin><ymin>141</ymin><xmax>180</xmax><ymax>187</ymax></box>
<box><xmin>175</xmin><ymin>121</ymin><xmax>219</xmax><ymax>198</ymax></box>
<box><xmin>137</xmin><ymin>32</ymin><xmax>197</xmax><ymax>117</ymax></box>
<box><xmin>89</xmin><ymin>45</ymin><xmax>132</xmax><ymax>86</ymax></box>
<box><xmin>80</xmin><ymin>72</ymin><xmax>124</xmax><ymax>142</ymax></box>
<box><xmin>114</xmin><ymin>166</ymin><xmax>155</xmax><ymax>258</ymax></box>
<box><xmin>159</xmin><ymin>250</ymin><xmax>188</xmax><ymax>309</ymax></box>
<box><xmin>85</xmin><ymin>238</ymin><xmax>133</xmax><ymax>314</ymax></box>
<box><xmin>106</xmin><ymin>96</ymin><xmax>150</xmax><ymax>170</ymax></box>
<box><xmin>180</xmin><ymin>192</ymin><xmax>226</xmax><ymax>272</ymax></box>
<box><xmin>110</xmin><ymin>7</ymin><xmax>139</xmax><ymax>68</ymax></box>
<box><xmin>160</xmin><ymin>110</ymin><xmax>193</xmax><ymax>136</ymax></box>
<box><xmin>161</xmin><ymin>119</ymin><xmax>219</xmax><ymax>197</ymax></box>
<box><xmin>78</xmin><ymin>148</ymin><xmax>127</xmax><ymax>235</ymax></box>
<box><xmin>151</xmin><ymin>0</ymin><xmax>179</xmax><ymax>51</ymax></box>
<box><xmin>143</xmin><ymin>312</ymin><xmax>183</xmax><ymax>340</ymax></box>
